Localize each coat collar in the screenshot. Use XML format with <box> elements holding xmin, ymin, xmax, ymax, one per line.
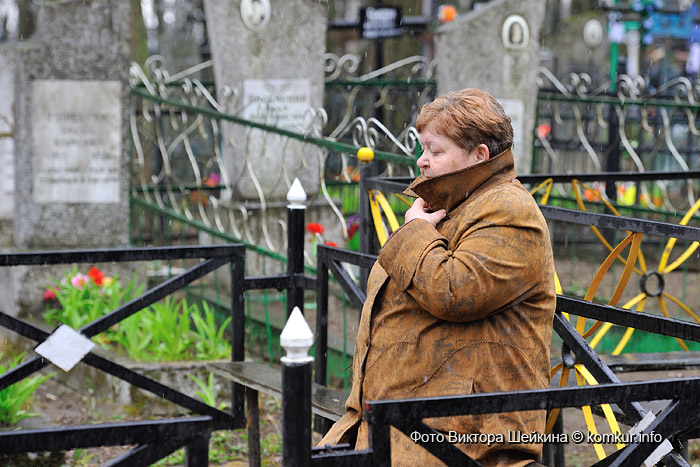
<box><xmin>403</xmin><ymin>148</ymin><xmax>517</xmax><ymax>213</ymax></box>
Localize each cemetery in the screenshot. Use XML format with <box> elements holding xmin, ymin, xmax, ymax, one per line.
<box><xmin>0</xmin><ymin>0</ymin><xmax>700</xmax><ymax>465</ymax></box>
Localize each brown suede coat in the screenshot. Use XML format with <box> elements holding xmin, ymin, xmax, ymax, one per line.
<box><xmin>319</xmin><ymin>149</ymin><xmax>556</xmax><ymax>466</ymax></box>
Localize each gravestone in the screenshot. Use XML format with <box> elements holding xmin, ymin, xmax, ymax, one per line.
<box><xmin>197</xmin><ymin>0</ymin><xmax>338</xmax><ymax>274</ymax></box>
<box><xmin>14</xmin><ymin>0</ymin><xmax>132</xmax><ymax>248</ymax></box>
<box><xmin>434</xmin><ymin>0</ymin><xmax>546</xmax><ymax>174</ymax></box>
<box><xmin>202</xmin><ymin>0</ymin><xmax>327</xmax><ymax>200</ymax></box>
<box><xmin>0</xmin><ymin>44</ymin><xmax>15</xmax><ymax>246</ymax></box>
<box><xmin>0</xmin><ymin>0</ymin><xmax>134</xmax><ymax>323</ymax></box>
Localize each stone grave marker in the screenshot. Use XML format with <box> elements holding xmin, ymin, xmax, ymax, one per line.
<box><xmin>14</xmin><ymin>0</ymin><xmax>132</xmax><ymax>248</ymax></box>
<box><xmin>203</xmin><ymin>0</ymin><xmax>327</xmax><ymax>200</ymax></box>
<box><xmin>1</xmin><ymin>0</ymin><xmax>135</xmax><ymax>323</ymax></box>
<box><xmin>434</xmin><ymin>0</ymin><xmax>546</xmax><ymax>173</ymax></box>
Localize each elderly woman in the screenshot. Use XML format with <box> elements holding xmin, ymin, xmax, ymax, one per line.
<box><xmin>319</xmin><ymin>88</ymin><xmax>556</xmax><ymax>467</ymax></box>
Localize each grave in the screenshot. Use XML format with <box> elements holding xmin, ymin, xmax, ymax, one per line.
<box><xmin>198</xmin><ymin>0</ymin><xmax>343</xmax><ymax>268</ymax></box>
<box><xmin>202</xmin><ymin>0</ymin><xmax>327</xmax><ymax>200</ymax></box>
<box><xmin>0</xmin><ymin>0</ymin><xmax>136</xmax><ymax>323</ymax></box>
<box><xmin>433</xmin><ymin>0</ymin><xmax>546</xmax><ymax>174</ymax></box>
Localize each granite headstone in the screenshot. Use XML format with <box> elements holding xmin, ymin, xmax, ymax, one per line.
<box><xmin>1</xmin><ymin>0</ymin><xmax>134</xmax><ymax>324</ymax></box>
<box><xmin>203</xmin><ymin>0</ymin><xmax>327</xmax><ymax>200</ymax></box>
<box><xmin>14</xmin><ymin>0</ymin><xmax>132</xmax><ymax>248</ymax></box>
<box><xmin>434</xmin><ymin>0</ymin><xmax>546</xmax><ymax>174</ymax></box>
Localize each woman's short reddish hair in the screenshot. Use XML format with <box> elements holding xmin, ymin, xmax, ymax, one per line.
<box><xmin>415</xmin><ymin>88</ymin><xmax>513</xmax><ymax>156</ymax></box>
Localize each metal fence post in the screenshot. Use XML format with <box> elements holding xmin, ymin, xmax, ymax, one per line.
<box><xmin>231</xmin><ymin>245</ymin><xmax>246</xmax><ymax>429</ymax></box>
<box><xmin>357</xmin><ymin>147</ymin><xmax>375</xmax><ymax>292</ymax></box>
<box><xmin>287</xmin><ymin>178</ymin><xmax>307</xmax><ymax>317</ymax></box>
<box><xmin>314</xmin><ymin>245</ymin><xmax>331</xmax><ymax>434</ymax></box>
<box><xmin>604</xmin><ymin>102</ymin><xmax>622</xmax><ymax>245</ymax></box>
<box><xmin>605</xmin><ymin>102</ymin><xmax>621</xmax><ymax>201</ymax></box>
<box><xmin>184</xmin><ymin>432</ymin><xmax>211</xmax><ymax>467</ymax></box>
<box><xmin>281</xmin><ymin>307</ymin><xmax>314</xmax><ymax>467</ymax></box>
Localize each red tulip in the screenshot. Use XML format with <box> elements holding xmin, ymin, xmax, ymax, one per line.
<box><xmin>306</xmin><ymin>222</ymin><xmax>325</xmax><ymax>235</ymax></box>
<box><xmin>88</xmin><ymin>266</ymin><xmax>105</xmax><ymax>286</ymax></box>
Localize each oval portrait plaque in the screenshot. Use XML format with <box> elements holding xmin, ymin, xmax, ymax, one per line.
<box><xmin>502</xmin><ymin>15</ymin><xmax>530</xmax><ymax>51</ymax></box>
<box><xmin>240</xmin><ymin>0</ymin><xmax>271</xmax><ymax>31</ymax></box>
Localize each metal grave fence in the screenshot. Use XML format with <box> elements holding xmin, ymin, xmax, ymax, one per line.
<box><xmin>0</xmin><ymin>245</ymin><xmax>246</xmax><ymax>465</ymax></box>
<box><xmin>2</xmin><ymin>186</ymin><xmax>700</xmax><ymax>465</ymax></box>
<box><xmin>303</xmin><ymin>168</ymin><xmax>700</xmax><ymax>466</ymax></box>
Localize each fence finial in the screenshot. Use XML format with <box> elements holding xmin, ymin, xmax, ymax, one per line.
<box><xmin>357</xmin><ymin>146</ymin><xmax>374</xmax><ymax>163</ymax></box>
<box><xmin>280</xmin><ymin>306</ymin><xmax>314</xmax><ymax>363</ymax></box>
<box><xmin>287</xmin><ymin>178</ymin><xmax>307</xmax><ymax>208</ymax></box>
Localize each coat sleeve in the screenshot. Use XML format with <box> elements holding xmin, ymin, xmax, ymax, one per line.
<box><xmin>377</xmin><ymin>188</ymin><xmax>551</xmax><ymax>322</ymax></box>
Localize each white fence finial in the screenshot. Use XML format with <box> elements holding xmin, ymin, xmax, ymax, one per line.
<box><xmin>287</xmin><ymin>178</ymin><xmax>307</xmax><ymax>209</ymax></box>
<box><xmin>280</xmin><ymin>306</ymin><xmax>314</xmax><ymax>363</ymax></box>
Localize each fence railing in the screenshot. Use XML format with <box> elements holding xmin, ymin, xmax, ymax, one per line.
<box><xmin>128</xmin><ymin>61</ymin><xmax>700</xmax><ymax>283</ymax></box>
<box><xmin>359</xmin><ymin>169</ymin><xmax>700</xmax><ymax>343</ymax></box>
<box><xmin>308</xmin><ymin>376</ymin><xmax>700</xmax><ymax>466</ymax></box>
<box><xmin>129</xmin><ymin>58</ymin><xmax>420</xmax><ymax>262</ymax></box>
<box><xmin>0</xmin><ymin>245</ymin><xmax>245</xmax><ymax>465</ymax></box>
<box><xmin>304</xmin><ymin>242</ymin><xmax>700</xmax><ymax>466</ymax></box>
<box><xmin>535</xmin><ymin>68</ymin><xmax>700</xmax><ymax>214</ymax></box>
<box><xmin>323</xmin><ymin>53</ymin><xmax>436</xmax><ymax>147</ymax></box>
<box><xmin>3</xmin><ymin>182</ymin><xmax>700</xmax><ymax>465</ymax></box>
<box><xmin>324</xmin><ymin>168</ymin><xmax>700</xmax><ymax>465</ymax></box>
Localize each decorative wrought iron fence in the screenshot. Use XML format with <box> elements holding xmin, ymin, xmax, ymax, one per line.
<box><xmin>129</xmin><ymin>57</ymin><xmax>420</xmax><ymax>260</ymax></box>
<box><xmin>130</xmin><ymin>61</ymin><xmax>700</xmax><ymax>261</ymax></box>
<box><xmin>323</xmin><ymin>53</ymin><xmax>436</xmax><ymax>149</ymax></box>
<box><xmin>535</xmin><ymin>68</ymin><xmax>700</xmax><ymax>214</ymax></box>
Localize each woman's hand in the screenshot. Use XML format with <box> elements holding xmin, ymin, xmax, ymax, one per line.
<box><xmin>404</xmin><ymin>198</ymin><xmax>446</xmax><ymax>227</ymax></box>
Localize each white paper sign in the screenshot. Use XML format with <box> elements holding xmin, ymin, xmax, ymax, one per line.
<box><xmin>35</xmin><ymin>324</ymin><xmax>95</xmax><ymax>372</ymax></box>
<box><xmin>242</xmin><ymin>79</ymin><xmax>311</xmax><ymax>131</ymax></box>
<box><xmin>498</xmin><ymin>98</ymin><xmax>525</xmax><ymax>155</ymax></box>
<box><xmin>31</xmin><ymin>80</ymin><xmax>122</xmax><ymax>204</ymax></box>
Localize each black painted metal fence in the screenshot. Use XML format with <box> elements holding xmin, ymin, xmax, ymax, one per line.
<box><xmin>307</xmin><ymin>245</ymin><xmax>700</xmax><ymax>466</ymax></box>
<box><xmin>0</xmin><ymin>245</ymin><xmax>245</xmax><ymax>465</ymax></box>
<box><xmin>2</xmin><ymin>169</ymin><xmax>700</xmax><ymax>465</ymax></box>
<box><xmin>304</xmin><ymin>168</ymin><xmax>700</xmax><ymax>466</ymax></box>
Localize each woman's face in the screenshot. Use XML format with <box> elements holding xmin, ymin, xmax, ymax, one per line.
<box><xmin>417</xmin><ymin>122</ymin><xmax>487</xmax><ymax>179</ymax></box>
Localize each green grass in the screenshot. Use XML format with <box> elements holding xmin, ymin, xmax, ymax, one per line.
<box><xmin>0</xmin><ymin>353</ymin><xmax>54</xmax><ymax>426</ymax></box>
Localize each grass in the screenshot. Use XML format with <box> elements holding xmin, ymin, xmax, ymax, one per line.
<box><xmin>0</xmin><ymin>353</ymin><xmax>54</xmax><ymax>426</ymax></box>
<box><xmin>45</xmin><ymin>271</ymin><xmax>232</xmax><ymax>363</ymax></box>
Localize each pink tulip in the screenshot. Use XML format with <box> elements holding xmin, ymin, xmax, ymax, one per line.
<box><xmin>71</xmin><ymin>273</ymin><xmax>88</xmax><ymax>289</ymax></box>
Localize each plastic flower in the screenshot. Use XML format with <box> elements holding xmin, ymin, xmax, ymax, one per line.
<box><xmin>43</xmin><ymin>289</ymin><xmax>57</xmax><ymax>300</ymax></box>
<box><xmin>583</xmin><ymin>186</ymin><xmax>601</xmax><ymax>202</ymax></box>
<box><xmin>71</xmin><ymin>273</ymin><xmax>88</xmax><ymax>289</ymax></box>
<box><xmin>306</xmin><ymin>222</ymin><xmax>325</xmax><ymax>235</ymax></box>
<box><xmin>346</xmin><ymin>214</ymin><xmax>360</xmax><ymax>240</ymax></box>
<box><xmin>438</xmin><ymin>4</ymin><xmax>458</xmax><ymax>23</ymax></box>
<box><xmin>88</xmin><ymin>266</ymin><xmax>105</xmax><ymax>286</ymax></box>
<box><xmin>189</xmin><ymin>190</ymin><xmax>208</xmax><ymax>205</ymax></box>
<box><xmin>204</xmin><ymin>173</ymin><xmax>221</xmax><ymax>187</ymax></box>
<box><xmin>325</xmin><ymin>241</ymin><xmax>338</xmax><ymax>247</ymax></box>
